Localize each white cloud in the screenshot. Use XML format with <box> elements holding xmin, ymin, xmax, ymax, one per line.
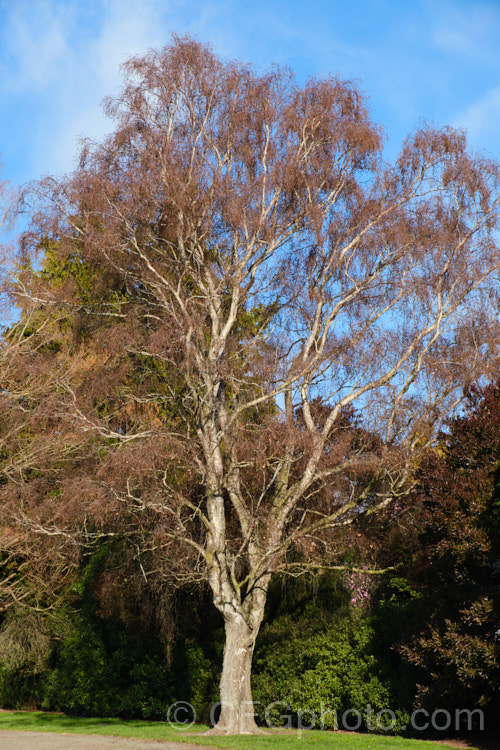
<box><xmin>453</xmin><ymin>84</ymin><xmax>500</xmax><ymax>151</ymax></box>
<box><xmin>0</xmin><ymin>0</ymin><xmax>72</xmax><ymax>93</ymax></box>
<box><xmin>0</xmin><ymin>0</ymin><xmax>191</xmax><ymax>178</ymax></box>
<box><xmin>40</xmin><ymin>0</ymin><xmax>172</xmax><ymax>174</ymax></box>
<box><xmin>430</xmin><ymin>0</ymin><xmax>500</xmax><ymax>64</ymax></box>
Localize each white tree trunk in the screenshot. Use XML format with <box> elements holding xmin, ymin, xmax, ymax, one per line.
<box><xmin>212</xmin><ymin>610</ymin><xmax>261</xmax><ymax>734</ymax></box>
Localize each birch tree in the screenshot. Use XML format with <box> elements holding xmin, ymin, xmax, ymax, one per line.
<box><xmin>12</xmin><ymin>37</ymin><xmax>500</xmax><ymax>733</ymax></box>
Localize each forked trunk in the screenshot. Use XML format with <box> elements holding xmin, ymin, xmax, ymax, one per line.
<box><xmin>212</xmin><ymin>612</ymin><xmax>261</xmax><ymax>734</ymax></box>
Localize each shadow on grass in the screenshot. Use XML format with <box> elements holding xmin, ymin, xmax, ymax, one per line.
<box><xmin>0</xmin><ymin>711</ymin><xmax>174</xmax><ymax>736</ymax></box>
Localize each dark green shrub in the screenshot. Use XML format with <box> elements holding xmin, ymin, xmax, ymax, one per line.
<box><xmin>38</xmin><ymin>612</ymin><xmax>175</xmax><ymax>718</ymax></box>
<box><xmin>252</xmin><ymin>575</ymin><xmax>409</xmax><ymax>733</ymax></box>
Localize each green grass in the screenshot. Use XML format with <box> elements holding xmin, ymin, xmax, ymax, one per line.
<box><xmin>0</xmin><ymin>711</ymin><xmax>476</xmax><ymax>750</ymax></box>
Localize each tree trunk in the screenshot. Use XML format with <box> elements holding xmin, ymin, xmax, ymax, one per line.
<box><xmin>212</xmin><ymin>611</ymin><xmax>261</xmax><ymax>734</ymax></box>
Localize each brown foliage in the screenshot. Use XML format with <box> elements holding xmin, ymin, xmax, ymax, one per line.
<box><xmin>401</xmin><ymin>384</ymin><xmax>500</xmax><ymax>708</ymax></box>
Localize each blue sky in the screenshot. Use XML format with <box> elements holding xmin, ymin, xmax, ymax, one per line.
<box><xmin>1</xmin><ymin>0</ymin><xmax>500</xmax><ymax>188</ymax></box>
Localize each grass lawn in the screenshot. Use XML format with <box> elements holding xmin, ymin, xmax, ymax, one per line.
<box><xmin>0</xmin><ymin>711</ymin><xmax>478</xmax><ymax>750</ymax></box>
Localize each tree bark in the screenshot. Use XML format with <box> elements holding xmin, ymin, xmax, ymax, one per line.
<box><xmin>212</xmin><ymin>611</ymin><xmax>261</xmax><ymax>734</ymax></box>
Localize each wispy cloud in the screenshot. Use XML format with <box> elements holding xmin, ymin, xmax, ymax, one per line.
<box><xmin>0</xmin><ymin>0</ymin><xmax>184</xmax><ymax>178</ymax></box>
<box><xmin>453</xmin><ymin>84</ymin><xmax>500</xmax><ymax>152</ymax></box>
<box><xmin>430</xmin><ymin>0</ymin><xmax>500</xmax><ymax>63</ymax></box>
<box><xmin>0</xmin><ymin>0</ymin><xmax>72</xmax><ymax>94</ymax></box>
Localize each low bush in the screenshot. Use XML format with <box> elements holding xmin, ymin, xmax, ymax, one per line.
<box><xmin>252</xmin><ymin>575</ymin><xmax>409</xmax><ymax>733</ymax></box>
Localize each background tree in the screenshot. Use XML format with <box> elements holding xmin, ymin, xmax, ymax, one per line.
<box><xmin>0</xmin><ymin>173</ymin><xmax>41</xmax><ymax>614</ymax></box>
<box><xmin>400</xmin><ymin>383</ymin><xmax>500</xmax><ymax>723</ymax></box>
<box><xmin>8</xmin><ymin>37</ymin><xmax>500</xmax><ymax>733</ymax></box>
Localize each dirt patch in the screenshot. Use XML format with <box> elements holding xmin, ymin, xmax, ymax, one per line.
<box><xmin>0</xmin><ymin>730</ymin><xmax>219</xmax><ymax>750</ymax></box>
